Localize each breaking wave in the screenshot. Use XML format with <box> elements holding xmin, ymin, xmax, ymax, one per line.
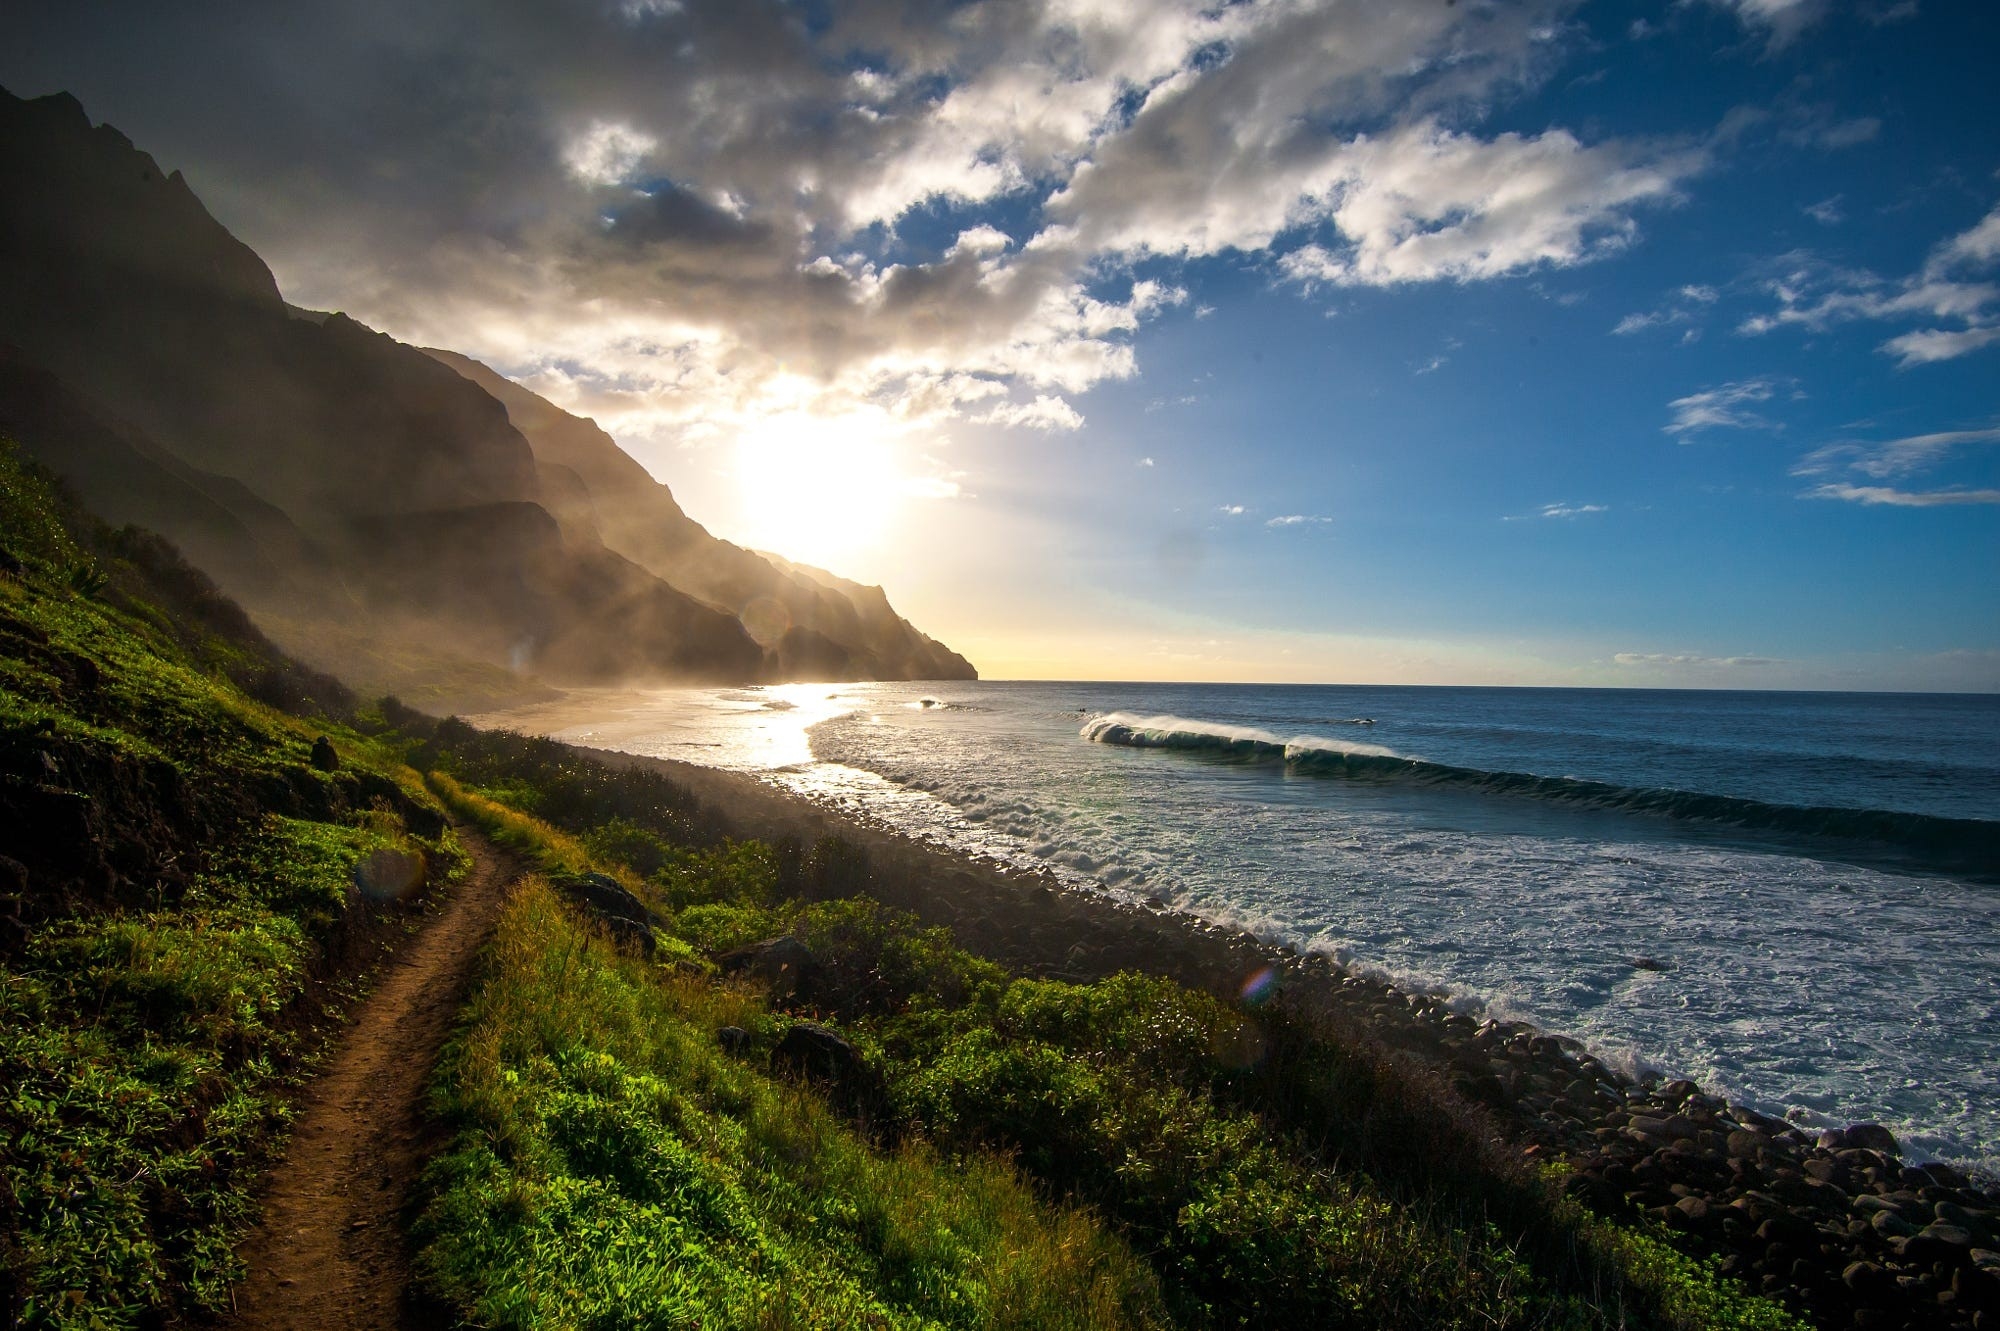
<box><xmin>1082</xmin><ymin>712</ymin><xmax>2000</xmax><ymax>879</ymax></box>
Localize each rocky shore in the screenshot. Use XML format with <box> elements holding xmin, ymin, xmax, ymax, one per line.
<box><xmin>582</xmin><ymin>745</ymin><xmax>1997</xmax><ymax>1331</ymax></box>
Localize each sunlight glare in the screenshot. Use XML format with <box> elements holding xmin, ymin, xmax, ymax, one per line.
<box><xmin>734</xmin><ymin>412</ymin><xmax>906</xmax><ymax>568</ymax></box>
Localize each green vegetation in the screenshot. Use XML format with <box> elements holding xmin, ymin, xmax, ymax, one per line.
<box><xmin>0</xmin><ymin>443</ymin><xmax>464</xmax><ymax>1328</ymax></box>
<box><xmin>418</xmin><ymin>728</ymin><xmax>1806</xmax><ymax>1330</ymax></box>
<box><xmin>0</xmin><ymin>437</ymin><xmax>1803</xmax><ymax>1329</ymax></box>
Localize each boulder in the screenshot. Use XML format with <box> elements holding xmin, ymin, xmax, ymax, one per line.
<box><xmin>1869</xmin><ymin>1209</ymin><xmax>1918</xmax><ymax>1240</ymax></box>
<box><xmin>309</xmin><ymin>735</ymin><xmax>340</xmax><ymax>771</ymax></box>
<box><xmin>716</xmin><ymin>1025</ymin><xmax>749</xmax><ymax>1054</ymax></box>
<box><xmin>1841</xmin><ymin>1123</ymin><xmax>1901</xmax><ymax>1157</ymax></box>
<box><xmin>772</xmin><ymin>1021</ymin><xmax>860</xmax><ymax>1082</ymax></box>
<box><xmin>554</xmin><ymin>871</ymin><xmax>660</xmax><ymax>954</ymax></box>
<box><xmin>718</xmin><ymin>935</ymin><xmax>816</xmax><ymax>999</ymax></box>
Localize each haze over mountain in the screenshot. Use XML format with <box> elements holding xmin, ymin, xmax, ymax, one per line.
<box><xmin>0</xmin><ymin>86</ymin><xmax>973</xmax><ymax>697</ymax></box>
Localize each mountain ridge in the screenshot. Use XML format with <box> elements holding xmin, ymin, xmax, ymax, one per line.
<box><xmin>0</xmin><ymin>84</ymin><xmax>974</xmax><ymax>695</ymax></box>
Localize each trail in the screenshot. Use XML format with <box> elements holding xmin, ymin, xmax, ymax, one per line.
<box><xmin>223</xmin><ymin>828</ymin><xmax>519</xmax><ymax>1331</ymax></box>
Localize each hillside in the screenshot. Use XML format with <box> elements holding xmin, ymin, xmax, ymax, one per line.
<box><xmin>0</xmin><ymin>86</ymin><xmax>972</xmax><ymax>697</ymax></box>
<box><xmin>0</xmin><ymin>441</ymin><xmax>1824</xmax><ymax>1329</ymax></box>
<box><xmin>423</xmin><ymin>349</ymin><xmax>976</xmax><ymax>682</ymax></box>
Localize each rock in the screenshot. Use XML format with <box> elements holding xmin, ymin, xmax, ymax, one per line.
<box><xmin>1844</xmin><ymin>1123</ymin><xmax>1901</xmax><ymax>1157</ymax></box>
<box><xmin>716</xmin><ymin>1025</ymin><xmax>749</xmax><ymax>1054</ymax></box>
<box><xmin>1727</xmin><ymin>1130</ymin><xmax>1766</xmax><ymax>1160</ymax></box>
<box><xmin>1845</xmin><ymin>1260</ymin><xmax>1889</xmax><ymax>1296</ymax></box>
<box><xmin>1920</xmin><ymin>1223</ymin><xmax>1975</xmax><ymax>1250</ymax></box>
<box><xmin>772</xmin><ymin>1021</ymin><xmax>859</xmax><ymax>1081</ymax></box>
<box><xmin>1674</xmin><ymin>1195</ymin><xmax>1712</xmax><ymax>1224</ymax></box>
<box><xmin>1871</xmin><ymin>1209</ymin><xmax>1919</xmax><ymax>1240</ymax></box>
<box><xmin>309</xmin><ymin>735</ymin><xmax>340</xmax><ymax>771</ymax></box>
<box><xmin>554</xmin><ymin>871</ymin><xmax>660</xmax><ymax>954</ymax></box>
<box><xmin>1660</xmin><ymin>1079</ymin><xmax>1699</xmax><ymax>1101</ymax></box>
<box><xmin>1925</xmin><ymin>1161</ymin><xmax>1974</xmax><ymax>1191</ymax></box>
<box><xmin>717</xmin><ymin>935</ymin><xmax>817</xmax><ymax>1000</ymax></box>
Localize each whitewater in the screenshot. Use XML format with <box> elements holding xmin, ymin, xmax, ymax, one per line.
<box><xmin>477</xmin><ymin>680</ymin><xmax>2000</xmax><ymax>1172</ymax></box>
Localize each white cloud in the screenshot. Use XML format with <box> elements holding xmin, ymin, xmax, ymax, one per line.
<box><xmin>1803</xmin><ymin>483</ymin><xmax>2000</xmax><ymax>507</ymax></box>
<box><xmin>1265</xmin><ymin>514</ymin><xmax>1332</xmax><ymax>527</ymax></box>
<box><xmin>1741</xmin><ymin>203</ymin><xmax>2000</xmax><ymax>365</ymax></box>
<box><xmin>1791</xmin><ymin>424</ymin><xmax>2000</xmax><ymax>507</ymax></box>
<box><xmin>1664</xmin><ymin>378</ymin><xmax>1784</xmax><ymax>435</ymax></box>
<box><xmin>1880</xmin><ymin>326</ymin><xmax>2000</xmax><ymax>366</ymax></box>
<box><xmin>1218</xmin><ymin>504</ymin><xmax>1246</xmax><ymax>516</ymax></box>
<box><xmin>1792</xmin><ymin>426</ymin><xmax>2000</xmax><ymax>479</ymax></box>
<box><xmin>1804</xmin><ymin>196</ymin><xmax>1843</xmax><ymax>226</ymax></box>
<box><xmin>1137</xmin><ymin>456</ymin><xmax>1155</xmax><ymax>468</ymax></box>
<box><xmin>1704</xmin><ymin>0</ymin><xmax>1828</xmax><ymax>48</ymax></box>
<box><xmin>972</xmin><ymin>394</ymin><xmax>1085</xmax><ymax>431</ymax></box>
<box><xmin>1270</xmin><ymin>123</ymin><xmax>1695</xmax><ymax>289</ymax></box>
<box><xmin>561</xmin><ymin>120</ymin><xmax>658</xmax><ymax>187</ymax></box>
<box><xmin>1613</xmin><ymin>281</ymin><xmax>1720</xmax><ymax>335</ymax></box>
<box><xmin>1614</xmin><ymin>652</ymin><xmax>1785</xmax><ymax>668</ymax></box>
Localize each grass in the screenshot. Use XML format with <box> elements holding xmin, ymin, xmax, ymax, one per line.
<box><xmin>0</xmin><ymin>442</ymin><xmax>466</xmax><ymax>1329</ymax></box>
<box><xmin>417</xmin><ymin>876</ymin><xmax>1166</xmax><ymax>1330</ymax></box>
<box><xmin>0</xmin><ymin>434</ymin><xmax>1808</xmax><ymax>1328</ymax></box>
<box><xmin>419</xmin><ymin>733</ymin><xmax>1808</xmax><ymax>1331</ymax></box>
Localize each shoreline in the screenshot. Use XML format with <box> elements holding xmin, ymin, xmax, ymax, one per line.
<box><xmin>564</xmin><ymin>740</ymin><xmax>2000</xmax><ymax>1327</ymax></box>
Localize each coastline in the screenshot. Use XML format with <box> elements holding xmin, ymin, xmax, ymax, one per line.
<box><xmin>573</xmin><ymin>740</ymin><xmax>2000</xmax><ymax>1327</ymax></box>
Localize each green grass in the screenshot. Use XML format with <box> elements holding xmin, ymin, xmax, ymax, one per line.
<box><xmin>420</xmin><ymin>742</ymin><xmax>1808</xmax><ymax>1331</ymax></box>
<box><xmin>0</xmin><ymin>443</ymin><xmax>466</xmax><ymax>1329</ymax></box>
<box><xmin>417</xmin><ymin>877</ymin><xmax>1166</xmax><ymax>1330</ymax></box>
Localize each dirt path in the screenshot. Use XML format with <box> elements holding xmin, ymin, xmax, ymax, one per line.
<box><xmin>222</xmin><ymin>829</ymin><xmax>519</xmax><ymax>1331</ymax></box>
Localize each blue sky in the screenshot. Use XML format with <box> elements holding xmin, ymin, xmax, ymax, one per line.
<box><xmin>7</xmin><ymin>0</ymin><xmax>1998</xmax><ymax>687</ymax></box>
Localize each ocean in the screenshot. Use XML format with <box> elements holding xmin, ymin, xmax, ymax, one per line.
<box><xmin>482</xmin><ymin>681</ymin><xmax>2000</xmax><ymax>1171</ymax></box>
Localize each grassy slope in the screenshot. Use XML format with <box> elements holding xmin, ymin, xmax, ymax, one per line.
<box><xmin>0</xmin><ymin>444</ymin><xmax>465</xmax><ymax>1328</ymax></box>
<box><xmin>0</xmin><ymin>434</ymin><xmax>1807</xmax><ymax>1329</ymax></box>
<box><xmin>418</xmin><ymin>726</ymin><xmax>1807</xmax><ymax>1331</ymax></box>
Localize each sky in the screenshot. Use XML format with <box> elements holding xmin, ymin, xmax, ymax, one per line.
<box><xmin>7</xmin><ymin>0</ymin><xmax>1998</xmax><ymax>689</ymax></box>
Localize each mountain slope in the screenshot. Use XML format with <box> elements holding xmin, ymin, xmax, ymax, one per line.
<box><xmin>0</xmin><ymin>86</ymin><xmax>971</xmax><ymax>690</ymax></box>
<box><xmin>425</xmin><ymin>349</ymin><xmax>976</xmax><ymax>681</ymax></box>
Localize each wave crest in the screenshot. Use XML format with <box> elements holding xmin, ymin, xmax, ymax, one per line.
<box><xmin>1081</xmin><ymin>711</ymin><xmax>2000</xmax><ymax>878</ymax></box>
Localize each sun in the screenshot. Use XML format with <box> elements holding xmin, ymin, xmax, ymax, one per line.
<box><xmin>733</xmin><ymin>412</ymin><xmax>905</xmax><ymax>570</ymax></box>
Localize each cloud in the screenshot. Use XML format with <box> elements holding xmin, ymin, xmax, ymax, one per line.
<box><xmin>1703</xmin><ymin>0</ymin><xmax>1828</xmax><ymax>48</ymax></box>
<box><xmin>562</xmin><ymin>120</ymin><xmax>659</xmax><ymax>186</ymax></box>
<box><xmin>1791</xmin><ymin>424</ymin><xmax>2000</xmax><ymax>506</ymax></box>
<box><xmin>1613</xmin><ymin>652</ymin><xmax>1785</xmax><ymax>668</ymax></box>
<box><xmin>1502</xmin><ymin>502</ymin><xmax>1608</xmax><ymax>520</ymax></box>
<box><xmin>1803</xmin><ymin>483</ymin><xmax>2000</xmax><ymax>506</ymax></box>
<box><xmin>1218</xmin><ymin>504</ymin><xmax>1246</xmax><ymax>517</ymax></box>
<box><xmin>972</xmin><ymin>394</ymin><xmax>1084</xmax><ymax>431</ymax></box>
<box><xmin>1664</xmin><ymin>378</ymin><xmax>1785</xmax><ymax>435</ymax></box>
<box><xmin>1137</xmin><ymin>456</ymin><xmax>1155</xmax><ymax>468</ymax></box>
<box><xmin>1613</xmin><ymin>282</ymin><xmax>1719</xmax><ymax>335</ymax></box>
<box><xmin>1270</xmin><ymin>122</ymin><xmax>1697</xmax><ymax>288</ymax></box>
<box><xmin>1740</xmin><ymin>203</ymin><xmax>2000</xmax><ymax>365</ymax></box>
<box><xmin>1265</xmin><ymin>514</ymin><xmax>1332</xmax><ymax>527</ymax></box>
<box><xmin>1803</xmin><ymin>196</ymin><xmax>1843</xmax><ymax>226</ymax></box>
<box><xmin>1792</xmin><ymin>426</ymin><xmax>2000</xmax><ymax>479</ymax></box>
<box><xmin>5</xmin><ymin>0</ymin><xmax>1707</xmax><ymax>458</ymax></box>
